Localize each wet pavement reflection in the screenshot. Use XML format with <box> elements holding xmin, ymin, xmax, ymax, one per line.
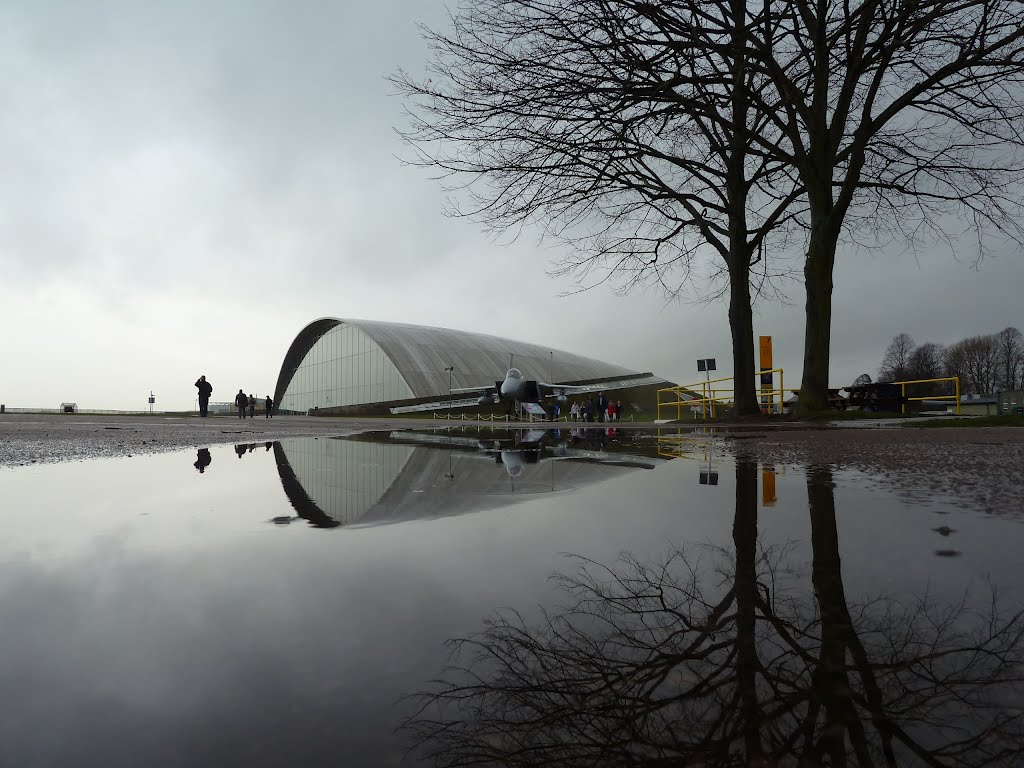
<box><xmin>0</xmin><ymin>427</ymin><xmax>1022</xmax><ymax>766</ymax></box>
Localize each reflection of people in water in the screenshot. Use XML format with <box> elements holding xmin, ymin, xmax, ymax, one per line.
<box><xmin>404</xmin><ymin>460</ymin><xmax>1024</xmax><ymax>765</ymax></box>
<box><xmin>234</xmin><ymin>444</ymin><xmax>247</xmax><ymax>459</ymax></box>
<box><xmin>193</xmin><ymin>448</ymin><xmax>212</xmax><ymax>473</ymax></box>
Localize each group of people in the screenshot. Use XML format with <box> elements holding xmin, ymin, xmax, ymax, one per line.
<box><xmin>235</xmin><ymin>390</ymin><xmax>273</xmax><ymax>419</ymax></box>
<box><xmin>568</xmin><ymin>393</ymin><xmax>623</xmax><ymax>423</ymax></box>
<box><xmin>194</xmin><ymin>376</ymin><xmax>274</xmax><ymax>418</ymax></box>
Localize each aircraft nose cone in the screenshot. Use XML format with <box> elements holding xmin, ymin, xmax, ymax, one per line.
<box><xmin>500</xmin><ymin>378</ymin><xmax>519</xmax><ymax>398</ymax></box>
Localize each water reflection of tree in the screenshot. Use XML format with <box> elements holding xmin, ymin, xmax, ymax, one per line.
<box><xmin>404</xmin><ymin>462</ymin><xmax>1024</xmax><ymax>766</ymax></box>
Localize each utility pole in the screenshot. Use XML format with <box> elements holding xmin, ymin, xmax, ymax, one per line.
<box><xmin>444</xmin><ymin>366</ymin><xmax>454</xmax><ymax>418</ymax></box>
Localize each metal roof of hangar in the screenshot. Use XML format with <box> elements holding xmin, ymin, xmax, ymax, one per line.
<box><xmin>274</xmin><ymin>318</ymin><xmax>647</xmax><ymax>403</ymax></box>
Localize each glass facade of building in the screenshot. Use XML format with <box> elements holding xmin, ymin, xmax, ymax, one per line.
<box><xmin>278</xmin><ymin>323</ymin><xmax>414</xmax><ymax>413</ymax></box>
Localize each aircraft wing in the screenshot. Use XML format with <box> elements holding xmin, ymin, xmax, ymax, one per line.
<box><xmin>450</xmin><ymin>380</ymin><xmax>501</xmax><ymax>396</ymax></box>
<box><xmin>536</xmin><ymin>381</ymin><xmax>598</xmax><ymax>397</ymax></box>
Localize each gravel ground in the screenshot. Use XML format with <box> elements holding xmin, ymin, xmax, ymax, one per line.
<box><xmin>0</xmin><ymin>413</ymin><xmax>401</xmax><ymax>467</ymax></box>
<box><xmin>3</xmin><ymin>413</ymin><xmax>1022</xmax><ymax>515</ymax></box>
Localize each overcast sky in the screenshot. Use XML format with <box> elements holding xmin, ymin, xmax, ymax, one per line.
<box><xmin>1</xmin><ymin>0</ymin><xmax>1022</xmax><ymax>411</ymax></box>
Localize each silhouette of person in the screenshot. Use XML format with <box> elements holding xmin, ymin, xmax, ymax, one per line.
<box><xmin>193</xmin><ymin>448</ymin><xmax>212</xmax><ymax>473</ymax></box>
<box><xmin>235</xmin><ymin>389</ymin><xmax>247</xmax><ymax>419</ymax></box>
<box><xmin>247</xmin><ymin>393</ymin><xmax>256</xmax><ymax>418</ymax></box>
<box><xmin>265</xmin><ymin>395</ymin><xmax>274</xmax><ymax>418</ymax></box>
<box><xmin>195</xmin><ymin>376</ymin><xmax>213</xmax><ymax>417</ymax></box>
<box><xmin>234</xmin><ymin>443</ymin><xmax>247</xmax><ymax>458</ymax></box>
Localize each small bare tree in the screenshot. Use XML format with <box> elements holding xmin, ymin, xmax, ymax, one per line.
<box><xmin>878</xmin><ymin>332</ymin><xmax>916</xmax><ymax>382</ymax></box>
<box><xmin>995</xmin><ymin>326</ymin><xmax>1024</xmax><ymax>390</ymax></box>
<box><xmin>907</xmin><ymin>341</ymin><xmax>949</xmax><ymax>395</ymax></box>
<box><xmin>946</xmin><ymin>334</ymin><xmax>1001</xmax><ymax>394</ymax></box>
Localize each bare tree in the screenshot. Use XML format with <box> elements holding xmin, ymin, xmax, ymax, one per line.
<box><xmin>403</xmin><ymin>461</ymin><xmax>1024</xmax><ymax>765</ymax></box>
<box><xmin>995</xmin><ymin>326</ymin><xmax>1024</xmax><ymax>391</ymax></box>
<box><xmin>878</xmin><ymin>333</ymin><xmax>916</xmax><ymax>382</ymax></box>
<box><xmin>946</xmin><ymin>334</ymin><xmax>1001</xmax><ymax>394</ymax></box>
<box><xmin>392</xmin><ymin>0</ymin><xmax>807</xmax><ymax>415</ymax></box>
<box><xmin>908</xmin><ymin>341</ymin><xmax>945</xmax><ymax>379</ymax></box>
<box><xmin>396</xmin><ymin>0</ymin><xmax>1024</xmax><ymax>414</ymax></box>
<box><xmin>906</xmin><ymin>341</ymin><xmax>950</xmax><ymax>396</ymax></box>
<box><xmin>745</xmin><ymin>0</ymin><xmax>1024</xmax><ymax>410</ymax></box>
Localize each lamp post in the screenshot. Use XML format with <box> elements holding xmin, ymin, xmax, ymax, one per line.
<box><xmin>444</xmin><ymin>366</ymin><xmax>454</xmax><ymax>418</ymax></box>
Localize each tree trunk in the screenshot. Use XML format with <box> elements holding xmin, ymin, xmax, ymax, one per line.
<box><xmin>799</xmin><ymin>228</ymin><xmax>838</xmax><ymax>412</ymax></box>
<box><xmin>724</xmin><ymin>0</ymin><xmax>759</xmax><ymax>418</ymax></box>
<box><xmin>729</xmin><ymin>259</ymin><xmax>760</xmax><ymax>415</ymax></box>
<box><xmin>733</xmin><ymin>459</ymin><xmax>764</xmax><ymax>762</ymax></box>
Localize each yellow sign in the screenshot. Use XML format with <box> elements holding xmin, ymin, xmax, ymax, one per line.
<box><xmin>759</xmin><ymin>336</ymin><xmax>773</xmax><ymax>370</ymax></box>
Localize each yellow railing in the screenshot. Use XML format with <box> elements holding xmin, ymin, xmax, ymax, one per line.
<box><xmin>656</xmin><ymin>427</ymin><xmax>716</xmax><ymax>459</ymax></box>
<box><xmin>657</xmin><ymin>368</ymin><xmax>785</xmax><ymax>422</ymax></box>
<box><xmin>895</xmin><ymin>376</ymin><xmax>961</xmax><ymax>415</ymax></box>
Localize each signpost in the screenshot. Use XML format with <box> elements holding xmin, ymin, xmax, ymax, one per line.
<box><xmin>696</xmin><ymin>358</ymin><xmax>716</xmax><ymax>418</ymax></box>
<box><xmin>520</xmin><ymin>402</ymin><xmax>547</xmax><ymax>417</ymax></box>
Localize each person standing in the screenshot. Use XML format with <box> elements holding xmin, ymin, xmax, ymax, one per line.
<box><xmin>235</xmin><ymin>389</ymin><xmax>248</xmax><ymax>419</ymax></box>
<box><xmin>265</xmin><ymin>395</ymin><xmax>274</xmax><ymax>418</ymax></box>
<box><xmin>247</xmin><ymin>394</ymin><xmax>256</xmax><ymax>418</ymax></box>
<box><xmin>596</xmin><ymin>392</ymin><xmax>608</xmax><ymax>423</ymax></box>
<box><xmin>195</xmin><ymin>376</ymin><xmax>213</xmax><ymax>417</ymax></box>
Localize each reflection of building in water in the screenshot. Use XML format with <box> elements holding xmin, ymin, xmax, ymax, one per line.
<box><xmin>272</xmin><ymin>431</ymin><xmax>666</xmax><ymax>528</ymax></box>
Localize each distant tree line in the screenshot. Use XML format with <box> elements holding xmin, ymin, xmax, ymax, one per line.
<box><xmin>877</xmin><ymin>328</ymin><xmax>1023</xmax><ymax>394</ymax></box>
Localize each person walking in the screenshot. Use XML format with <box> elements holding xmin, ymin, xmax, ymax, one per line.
<box><xmin>247</xmin><ymin>394</ymin><xmax>256</xmax><ymax>418</ymax></box>
<box><xmin>195</xmin><ymin>375</ymin><xmax>213</xmax><ymax>417</ymax></box>
<box><xmin>265</xmin><ymin>395</ymin><xmax>274</xmax><ymax>418</ymax></box>
<box><xmin>235</xmin><ymin>389</ymin><xmax>248</xmax><ymax>419</ymax></box>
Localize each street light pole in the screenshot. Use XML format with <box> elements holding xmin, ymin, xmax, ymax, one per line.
<box><xmin>444</xmin><ymin>366</ymin><xmax>454</xmax><ymax>419</ymax></box>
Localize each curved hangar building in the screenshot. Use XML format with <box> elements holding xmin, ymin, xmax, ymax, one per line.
<box><xmin>273</xmin><ymin>318</ymin><xmax>669</xmax><ymax>415</ymax></box>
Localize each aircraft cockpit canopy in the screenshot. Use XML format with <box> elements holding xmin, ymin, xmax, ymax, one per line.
<box><xmin>506</xmin><ymin>368</ymin><xmax>522</xmax><ymax>379</ymax></box>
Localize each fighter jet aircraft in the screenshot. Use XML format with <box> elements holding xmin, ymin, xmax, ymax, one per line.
<box><xmin>451</xmin><ymin>362</ymin><xmax>595</xmax><ymax>409</ymax></box>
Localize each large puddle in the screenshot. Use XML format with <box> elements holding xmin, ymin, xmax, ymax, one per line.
<box><xmin>2</xmin><ymin>427</ymin><xmax>1022</xmax><ymax>766</ymax></box>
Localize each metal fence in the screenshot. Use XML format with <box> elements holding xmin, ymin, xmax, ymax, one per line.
<box><xmin>657</xmin><ymin>368</ymin><xmax>786</xmax><ymax>421</ymax></box>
